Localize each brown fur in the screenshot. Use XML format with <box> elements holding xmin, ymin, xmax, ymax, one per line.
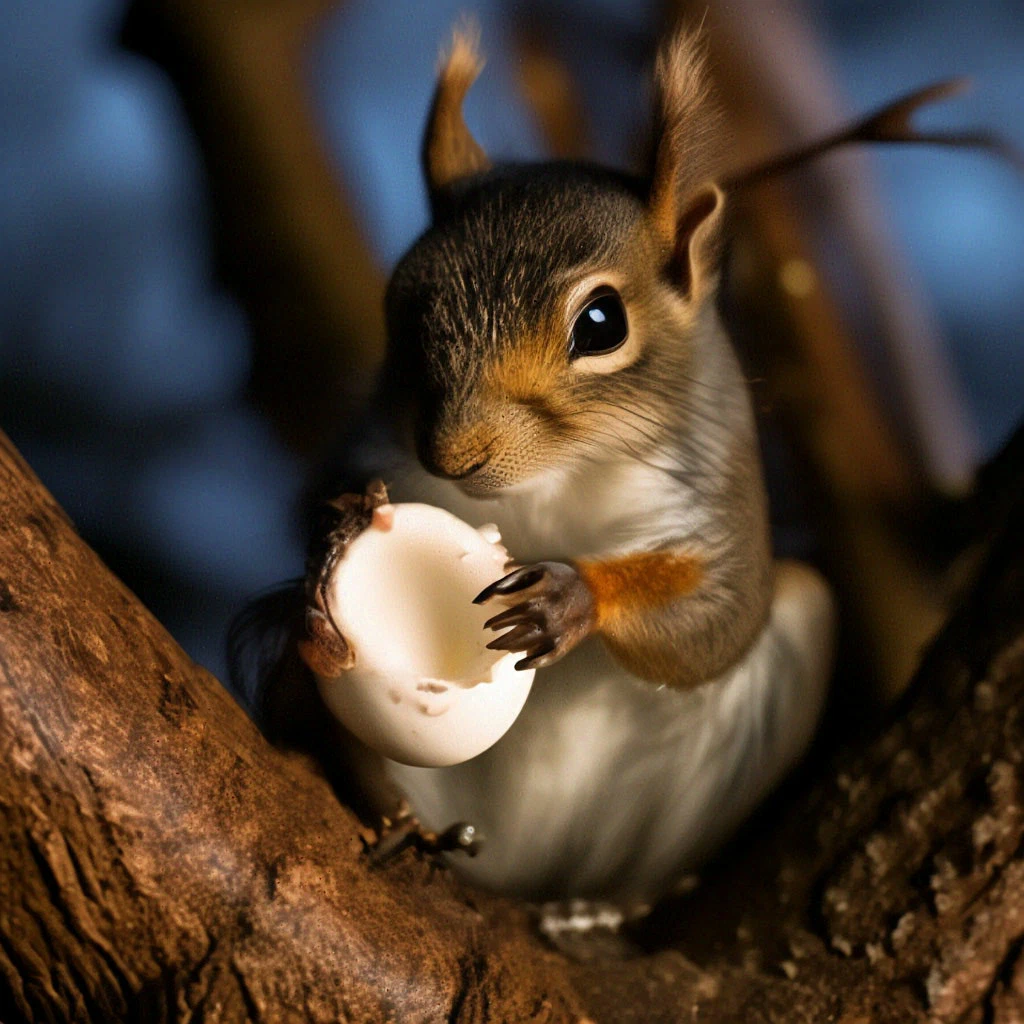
<box><xmin>578</xmin><ymin>550</ymin><xmax>704</xmax><ymax>627</ymax></box>
<box><xmin>422</xmin><ymin>26</ymin><xmax>491</xmax><ymax>193</ymax></box>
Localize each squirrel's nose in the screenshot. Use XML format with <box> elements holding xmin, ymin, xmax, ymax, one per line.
<box><xmin>417</xmin><ymin>428</ymin><xmax>493</xmax><ymax>480</ymax></box>
<box><xmin>435</xmin><ymin>453</ymin><xmax>491</xmax><ymax>481</ymax></box>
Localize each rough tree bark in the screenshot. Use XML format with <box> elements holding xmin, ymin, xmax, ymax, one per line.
<box><xmin>0</xmin><ymin>430</ymin><xmax>581</xmax><ymax>1023</ymax></box>
<box><xmin>1</xmin><ymin>423</ymin><xmax>1024</xmax><ymax>1024</ymax></box>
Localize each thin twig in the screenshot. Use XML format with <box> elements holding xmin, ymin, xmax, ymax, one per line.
<box><xmin>725</xmin><ymin>78</ymin><xmax>1024</xmax><ymax>190</ymax></box>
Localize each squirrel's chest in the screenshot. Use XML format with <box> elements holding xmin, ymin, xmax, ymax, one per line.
<box><xmin>391</xmin><ymin>456</ymin><xmax>693</xmax><ymax>562</ymax></box>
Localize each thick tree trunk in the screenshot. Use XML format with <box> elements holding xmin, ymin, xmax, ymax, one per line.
<box><xmin>1</xmin><ymin>425</ymin><xmax>1023</xmax><ymax>1023</ymax></box>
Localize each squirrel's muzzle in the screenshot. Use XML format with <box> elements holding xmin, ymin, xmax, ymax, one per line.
<box><xmin>416</xmin><ymin>397</ymin><xmax>547</xmax><ymax>493</ymax></box>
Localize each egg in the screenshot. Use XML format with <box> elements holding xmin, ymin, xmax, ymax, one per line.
<box><xmin>312</xmin><ymin>502</ymin><xmax>536</xmax><ymax>768</ymax></box>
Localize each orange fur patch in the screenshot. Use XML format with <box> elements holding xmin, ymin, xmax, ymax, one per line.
<box><xmin>577</xmin><ymin>550</ymin><xmax>703</xmax><ymax>627</ymax></box>
<box><xmin>483</xmin><ymin>335</ymin><xmax>563</xmax><ymax>405</ymax></box>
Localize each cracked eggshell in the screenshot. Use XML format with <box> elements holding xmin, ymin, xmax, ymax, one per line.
<box><xmin>314</xmin><ymin>503</ymin><xmax>535</xmax><ymax>768</ymax></box>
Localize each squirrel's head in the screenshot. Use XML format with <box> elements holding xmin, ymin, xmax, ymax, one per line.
<box><xmin>385</xmin><ymin>28</ymin><xmax>727</xmax><ymax>497</ymax></box>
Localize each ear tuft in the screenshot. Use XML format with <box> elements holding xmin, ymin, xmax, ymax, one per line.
<box><xmin>648</xmin><ymin>29</ymin><xmax>727</xmax><ymax>300</ymax></box>
<box><xmin>442</xmin><ymin>22</ymin><xmax>485</xmax><ymax>87</ymax></box>
<box><xmin>423</xmin><ymin>22</ymin><xmax>492</xmax><ymax>199</ymax></box>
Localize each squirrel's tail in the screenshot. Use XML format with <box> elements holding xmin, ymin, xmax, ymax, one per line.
<box><xmin>227</xmin><ymin>582</ymin><xmax>304</xmax><ymax>726</ymax></box>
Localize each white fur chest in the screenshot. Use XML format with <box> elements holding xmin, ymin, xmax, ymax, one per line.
<box><xmin>387</xmin><ymin>450</ymin><xmax>700</xmax><ymax>563</ymax></box>
<box><xmin>386</xmin><ymin>561</ymin><xmax>832</xmax><ymax>902</ymax></box>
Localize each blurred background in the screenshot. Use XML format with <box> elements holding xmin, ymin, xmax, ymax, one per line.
<box><xmin>0</xmin><ymin>0</ymin><xmax>1021</xmax><ymax>690</ymax></box>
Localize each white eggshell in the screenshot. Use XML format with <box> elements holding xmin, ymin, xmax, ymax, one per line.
<box><xmin>313</xmin><ymin>503</ymin><xmax>535</xmax><ymax>767</ymax></box>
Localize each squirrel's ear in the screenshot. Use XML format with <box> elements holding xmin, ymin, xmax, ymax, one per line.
<box><xmin>422</xmin><ymin>25</ymin><xmax>491</xmax><ymax>199</ymax></box>
<box><xmin>646</xmin><ymin>30</ymin><xmax>725</xmax><ymax>303</ymax></box>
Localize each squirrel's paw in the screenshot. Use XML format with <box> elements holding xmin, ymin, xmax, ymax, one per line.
<box><xmin>365</xmin><ymin>802</ymin><xmax>484</xmax><ymax>867</ymax></box>
<box><xmin>297</xmin><ymin>606</ymin><xmax>352</xmax><ymax>677</ymax></box>
<box><xmin>475</xmin><ymin>561</ymin><xmax>596</xmax><ymax>670</ymax></box>
<box><xmin>299</xmin><ymin>479</ymin><xmax>390</xmax><ymax>676</ymax></box>
<box><xmin>308</xmin><ymin>478</ymin><xmax>391</xmax><ymax>570</ymax></box>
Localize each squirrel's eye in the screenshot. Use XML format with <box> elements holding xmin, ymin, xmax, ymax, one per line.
<box><xmin>570</xmin><ymin>288</ymin><xmax>628</xmax><ymax>358</ymax></box>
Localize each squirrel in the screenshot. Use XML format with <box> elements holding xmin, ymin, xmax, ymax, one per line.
<box><xmin>231</xmin><ymin>27</ymin><xmax>841</xmax><ymax>908</ymax></box>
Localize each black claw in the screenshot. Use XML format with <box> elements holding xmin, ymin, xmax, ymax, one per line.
<box><xmin>528</xmin><ymin>651</ymin><xmax>560</xmax><ymax>670</ymax></box>
<box><xmin>515</xmin><ymin>641</ymin><xmax>556</xmax><ymax>671</ymax></box>
<box><xmin>486</xmin><ymin>623</ymin><xmax>543</xmax><ymax>652</ymax></box>
<box><xmin>367</xmin><ymin>818</ymin><xmax>483</xmax><ymax>866</ymax></box>
<box><xmin>439</xmin><ymin>822</ymin><xmax>484</xmax><ymax>857</ymax></box>
<box><xmin>365</xmin><ymin>478</ymin><xmax>389</xmax><ymax>506</ymax></box>
<box><xmin>484</xmin><ymin>602</ymin><xmax>541</xmax><ymax>631</ymax></box>
<box><xmin>474</xmin><ymin>565</ymin><xmax>546</xmax><ymax>604</ymax></box>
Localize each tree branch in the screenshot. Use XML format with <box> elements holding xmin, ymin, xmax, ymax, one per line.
<box><xmin>0</xmin><ymin>430</ymin><xmax>583</xmax><ymax>1022</ymax></box>
<box><xmin>1</xmin><ymin>423</ymin><xmax>1023</xmax><ymax>1022</ymax></box>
